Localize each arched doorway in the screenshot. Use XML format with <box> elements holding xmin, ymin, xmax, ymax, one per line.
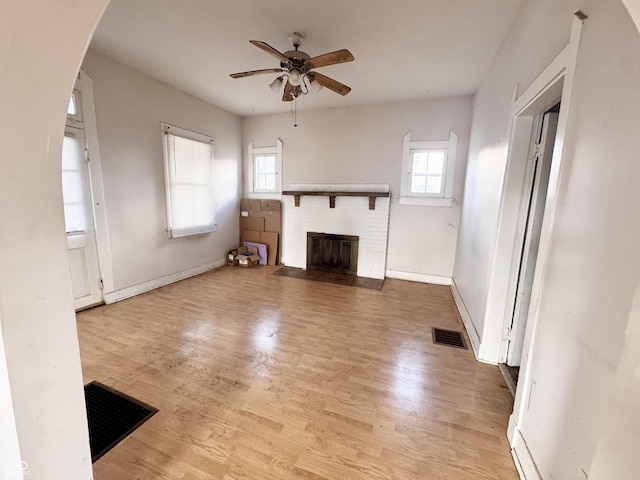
<box><xmin>2</xmin><ymin>1</ymin><xmax>640</xmax><ymax>479</ymax></box>
<box><xmin>0</xmin><ymin>2</ymin><xmax>110</xmax><ymax>478</ymax></box>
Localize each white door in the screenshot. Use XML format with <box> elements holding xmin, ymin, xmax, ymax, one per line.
<box><xmin>62</xmin><ymin>126</ymin><xmax>103</xmax><ymax>309</ymax></box>
<box><xmin>506</xmin><ymin>111</ymin><xmax>559</xmax><ymax>366</ymax></box>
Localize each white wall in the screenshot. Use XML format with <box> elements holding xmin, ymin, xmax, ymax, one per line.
<box><xmin>82</xmin><ymin>50</ymin><xmax>242</xmax><ymax>292</ymax></box>
<box><xmin>589</xmin><ymin>283</ymin><xmax>640</xmax><ymax>479</ymax></box>
<box><xmin>454</xmin><ymin>0</ymin><xmax>640</xmax><ymax>478</ymax></box>
<box><xmin>242</xmin><ymin>97</ymin><xmax>472</xmax><ymax>280</ymax></box>
<box><xmin>0</xmin><ymin>1</ymin><xmax>109</xmax><ymax>479</ymax></box>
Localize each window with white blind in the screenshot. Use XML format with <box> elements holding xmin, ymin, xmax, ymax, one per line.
<box><xmin>62</xmin><ymin>130</ymin><xmax>88</xmax><ymax>235</ymax></box>
<box><xmin>248</xmin><ymin>139</ymin><xmax>282</xmax><ymax>196</ymax></box>
<box><xmin>400</xmin><ymin>130</ymin><xmax>458</xmax><ymax>207</ymax></box>
<box><xmin>161</xmin><ymin>123</ymin><xmax>216</xmax><ymax>238</ymax></box>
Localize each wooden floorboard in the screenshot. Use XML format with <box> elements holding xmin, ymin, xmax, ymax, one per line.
<box><xmin>78</xmin><ymin>265</ymin><xmax>517</xmax><ymax>479</ymax></box>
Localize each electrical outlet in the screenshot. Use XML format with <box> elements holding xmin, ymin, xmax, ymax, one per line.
<box><xmin>415</xmin><ymin>264</ymin><xmax>420</xmax><ymax>271</ymax></box>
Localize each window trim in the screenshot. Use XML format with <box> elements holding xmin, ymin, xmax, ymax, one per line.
<box><xmin>161</xmin><ymin>122</ymin><xmax>216</xmax><ymax>238</ymax></box>
<box><xmin>400</xmin><ymin>130</ymin><xmax>458</xmax><ymax>207</ymax></box>
<box><xmin>247</xmin><ymin>139</ymin><xmax>282</xmax><ymax>199</ymax></box>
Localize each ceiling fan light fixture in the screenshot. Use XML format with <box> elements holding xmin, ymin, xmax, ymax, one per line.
<box><xmin>288</xmin><ymin>70</ymin><xmax>302</xmax><ymax>86</ymax></box>
<box><xmin>269</xmin><ymin>76</ymin><xmax>284</xmax><ymax>93</ymax></box>
<box><xmin>310</xmin><ymin>78</ymin><xmax>323</xmax><ymax>93</ymax></box>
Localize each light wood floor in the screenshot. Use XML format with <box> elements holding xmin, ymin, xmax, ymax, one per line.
<box><xmin>78</xmin><ymin>266</ymin><xmax>518</xmax><ymax>480</ymax></box>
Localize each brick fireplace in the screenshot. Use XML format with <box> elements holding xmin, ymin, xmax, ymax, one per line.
<box><xmin>282</xmin><ymin>184</ymin><xmax>390</xmax><ymax>280</ymax></box>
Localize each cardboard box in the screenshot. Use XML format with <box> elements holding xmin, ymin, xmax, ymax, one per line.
<box><xmin>241</xmin><ymin>199</ymin><xmax>262</xmax><ymax>212</ymax></box>
<box><xmin>240</xmin><ymin>216</ymin><xmax>265</xmax><ymax>232</ymax></box>
<box><xmin>236</xmin><ymin>246</ymin><xmax>260</xmax><ymax>267</ymax></box>
<box><xmin>261</xmin><ymin>199</ymin><xmax>281</xmax><ymax>212</ymax></box>
<box><xmin>261</xmin><ymin>211</ymin><xmax>281</xmax><ymax>233</ymax></box>
<box><xmin>259</xmin><ymin>231</ymin><xmax>279</xmax><ymax>266</ymax></box>
<box><xmin>240</xmin><ymin>229</ymin><xmax>261</xmax><ymax>243</ymax></box>
<box><xmin>227</xmin><ymin>248</ymin><xmax>239</xmax><ymax>266</ymax></box>
<box><xmin>227</xmin><ymin>246</ymin><xmax>247</xmax><ymax>266</ymax></box>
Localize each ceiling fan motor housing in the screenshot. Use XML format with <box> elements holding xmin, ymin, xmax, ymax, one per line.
<box><xmin>281</xmin><ymin>51</ymin><xmax>311</xmax><ymax>72</ymax></box>
<box><xmin>288</xmin><ymin>32</ymin><xmax>304</xmax><ymax>49</ymax></box>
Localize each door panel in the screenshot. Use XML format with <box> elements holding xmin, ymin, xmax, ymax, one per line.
<box><xmin>63</xmin><ymin>126</ymin><xmax>103</xmax><ymax>309</ymax></box>
<box><xmin>507</xmin><ymin>111</ymin><xmax>559</xmax><ymax>366</ymax></box>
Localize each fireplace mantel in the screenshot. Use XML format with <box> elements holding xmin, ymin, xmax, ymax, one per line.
<box><xmin>282</xmin><ymin>190</ymin><xmax>390</xmax><ymax>210</ymax></box>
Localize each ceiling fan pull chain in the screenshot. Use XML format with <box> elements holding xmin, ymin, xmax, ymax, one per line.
<box><xmin>293</xmin><ymin>96</ymin><xmax>298</xmax><ymax>127</ymax></box>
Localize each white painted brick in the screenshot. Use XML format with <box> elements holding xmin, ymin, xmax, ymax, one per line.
<box><xmin>282</xmin><ymin>187</ymin><xmax>390</xmax><ymax>279</ymax></box>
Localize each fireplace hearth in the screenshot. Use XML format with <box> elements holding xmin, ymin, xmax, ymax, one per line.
<box><xmin>307</xmin><ymin>232</ymin><xmax>359</xmax><ymax>276</ymax></box>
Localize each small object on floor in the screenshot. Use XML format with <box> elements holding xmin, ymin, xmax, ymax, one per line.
<box><xmin>432</xmin><ymin>327</ymin><xmax>468</xmax><ymax>349</ymax></box>
<box><xmin>84</xmin><ymin>381</ymin><xmax>158</xmax><ymax>462</ymax></box>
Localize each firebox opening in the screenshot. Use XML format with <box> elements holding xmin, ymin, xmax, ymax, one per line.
<box><xmin>307</xmin><ymin>232</ymin><xmax>359</xmax><ymax>276</ymax></box>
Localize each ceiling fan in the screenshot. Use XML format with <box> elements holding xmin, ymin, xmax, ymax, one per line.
<box><xmin>230</xmin><ymin>32</ymin><xmax>354</xmax><ymax>102</ymax></box>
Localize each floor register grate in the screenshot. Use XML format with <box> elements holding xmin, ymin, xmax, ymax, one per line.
<box><xmin>432</xmin><ymin>328</ymin><xmax>467</xmax><ymax>349</ymax></box>
<box><xmin>85</xmin><ymin>381</ymin><xmax>158</xmax><ymax>462</ymax></box>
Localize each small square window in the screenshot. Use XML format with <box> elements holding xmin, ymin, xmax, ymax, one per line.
<box><xmin>410</xmin><ymin>149</ymin><xmax>447</xmax><ymax>195</ymax></box>
<box><xmin>67</xmin><ymin>90</ymin><xmax>82</xmax><ymax>124</ymax></box>
<box><xmin>248</xmin><ymin>139</ymin><xmax>282</xmax><ymax>195</ymax></box>
<box><xmin>67</xmin><ymin>94</ymin><xmax>77</xmax><ymax>116</ymax></box>
<box><xmin>400</xmin><ymin>131</ymin><xmax>458</xmax><ymax>207</ymax></box>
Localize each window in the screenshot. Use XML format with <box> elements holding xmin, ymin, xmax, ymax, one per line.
<box><xmin>67</xmin><ymin>95</ymin><xmax>77</xmax><ymax>115</ymax></box>
<box><xmin>66</xmin><ymin>90</ymin><xmax>83</xmax><ymax>126</ymax></box>
<box><xmin>62</xmin><ymin>130</ymin><xmax>87</xmax><ymax>235</ymax></box>
<box><xmin>254</xmin><ymin>154</ymin><xmax>277</xmax><ymax>191</ymax></box>
<box><xmin>248</xmin><ymin>139</ymin><xmax>282</xmax><ymax>197</ymax></box>
<box><xmin>161</xmin><ymin>122</ymin><xmax>216</xmax><ymax>238</ymax></box>
<box><xmin>400</xmin><ymin>131</ymin><xmax>458</xmax><ymax>207</ymax></box>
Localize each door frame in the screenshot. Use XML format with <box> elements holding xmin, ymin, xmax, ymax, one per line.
<box><xmin>73</xmin><ymin>69</ymin><xmax>114</xmax><ymax>299</ymax></box>
<box><xmin>489</xmin><ymin>14</ymin><xmax>584</xmax><ymax>479</ymax></box>
<box><xmin>505</xmin><ymin>110</ymin><xmax>559</xmax><ymax>366</ymax></box>
<box><xmin>478</xmin><ymin>14</ymin><xmax>585</xmax><ymax>366</ymax></box>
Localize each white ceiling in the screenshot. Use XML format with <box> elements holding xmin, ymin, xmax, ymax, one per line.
<box><xmin>90</xmin><ymin>0</ymin><xmax>524</xmax><ymax>117</ymax></box>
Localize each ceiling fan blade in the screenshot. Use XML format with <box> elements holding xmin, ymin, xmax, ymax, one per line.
<box><xmin>309</xmin><ymin>72</ymin><xmax>351</xmax><ymax>96</ymax></box>
<box><xmin>230</xmin><ymin>68</ymin><xmax>284</xmax><ymax>79</ymax></box>
<box><xmin>282</xmin><ymin>81</ymin><xmax>295</xmax><ymax>102</ymax></box>
<box><xmin>307</xmin><ymin>49</ymin><xmax>354</xmax><ymax>69</ymax></box>
<box><xmin>249</xmin><ymin>40</ymin><xmax>291</xmax><ymax>64</ymax></box>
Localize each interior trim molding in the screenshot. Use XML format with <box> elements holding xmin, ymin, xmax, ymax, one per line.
<box><xmin>450</xmin><ymin>279</ymin><xmax>481</xmax><ymax>358</ymax></box>
<box><xmin>385</xmin><ymin>270</ymin><xmax>452</xmax><ymax>286</ymax></box>
<box><xmin>103</xmin><ymin>259</ymin><xmax>226</xmax><ymax>304</ymax></box>
<box><xmin>509</xmin><ymin>417</ymin><xmax>543</xmax><ymax>480</ymax></box>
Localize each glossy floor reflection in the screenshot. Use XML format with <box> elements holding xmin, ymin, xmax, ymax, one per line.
<box><xmin>78</xmin><ymin>265</ymin><xmax>517</xmax><ymax>480</ymax></box>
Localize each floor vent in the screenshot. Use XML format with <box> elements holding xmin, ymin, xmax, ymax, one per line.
<box><xmin>432</xmin><ymin>328</ymin><xmax>467</xmax><ymax>349</ymax></box>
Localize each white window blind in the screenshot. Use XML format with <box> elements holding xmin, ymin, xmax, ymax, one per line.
<box><xmin>162</xmin><ymin>123</ymin><xmax>216</xmax><ymax>238</ymax></box>
<box><xmin>62</xmin><ymin>132</ymin><xmax>87</xmax><ymax>235</ymax></box>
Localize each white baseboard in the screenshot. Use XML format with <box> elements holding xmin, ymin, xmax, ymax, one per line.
<box><xmin>103</xmin><ymin>259</ymin><xmax>226</xmax><ymax>304</ymax></box>
<box><xmin>385</xmin><ymin>270</ymin><xmax>452</xmax><ymax>286</ymax></box>
<box><xmin>510</xmin><ymin>420</ymin><xmax>542</xmax><ymax>480</ymax></box>
<box><xmin>450</xmin><ymin>279</ymin><xmax>481</xmax><ymax>358</ymax></box>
